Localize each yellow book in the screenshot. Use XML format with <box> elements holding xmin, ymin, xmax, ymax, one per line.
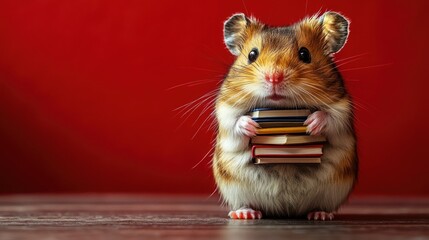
<box><xmin>256</xmin><ymin>126</ymin><xmax>307</xmax><ymax>135</ymax></box>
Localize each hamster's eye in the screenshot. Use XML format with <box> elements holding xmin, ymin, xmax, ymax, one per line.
<box><xmin>298</xmin><ymin>47</ymin><xmax>311</xmax><ymax>63</ymax></box>
<box><xmin>248</xmin><ymin>48</ymin><xmax>259</xmax><ymax>64</ymax></box>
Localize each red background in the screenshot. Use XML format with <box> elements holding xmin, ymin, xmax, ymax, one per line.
<box><xmin>0</xmin><ymin>0</ymin><xmax>428</xmax><ymax>196</ymax></box>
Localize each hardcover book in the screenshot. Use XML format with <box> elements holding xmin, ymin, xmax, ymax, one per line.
<box><xmin>255</xmin><ymin>126</ymin><xmax>308</xmax><ymax>135</ymax></box>
<box><xmin>253</xmin><ymin>157</ymin><xmax>321</xmax><ymax>164</ymax></box>
<box><xmin>252</xmin><ymin>117</ymin><xmax>308</xmax><ymax>122</ymax></box>
<box><xmin>257</xmin><ymin>121</ymin><xmax>304</xmax><ymax>128</ymax></box>
<box><xmin>250</xmin><ymin>108</ymin><xmax>311</xmax><ymax>118</ymax></box>
<box><xmin>251</xmin><ymin>134</ymin><xmax>326</xmax><ymax>145</ymax></box>
<box><xmin>251</xmin><ymin>144</ymin><xmax>323</xmax><ymax>157</ymax></box>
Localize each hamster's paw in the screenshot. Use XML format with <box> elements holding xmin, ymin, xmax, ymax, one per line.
<box><xmin>307</xmin><ymin>211</ymin><xmax>334</xmax><ymax>221</ymax></box>
<box><xmin>228</xmin><ymin>207</ymin><xmax>262</xmax><ymax>220</ymax></box>
<box><xmin>304</xmin><ymin>111</ymin><xmax>328</xmax><ymax>136</ymax></box>
<box><xmin>234</xmin><ymin>116</ymin><xmax>259</xmax><ymax>137</ymax></box>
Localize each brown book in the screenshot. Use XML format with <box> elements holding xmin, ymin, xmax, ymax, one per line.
<box><xmin>253</xmin><ymin>157</ymin><xmax>321</xmax><ymax>164</ymax></box>
<box><xmin>251</xmin><ymin>134</ymin><xmax>326</xmax><ymax>145</ymax></box>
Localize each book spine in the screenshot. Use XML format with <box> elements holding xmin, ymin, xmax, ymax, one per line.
<box><xmin>252</xmin><ymin>144</ymin><xmax>323</xmax><ymax>149</ymax></box>
<box><xmin>252</xmin><ymin>116</ymin><xmax>308</xmax><ymax>122</ymax></box>
<box><xmin>256</xmin><ymin>126</ymin><xmax>307</xmax><ymax>135</ymax></box>
<box><xmin>254</xmin><ymin>157</ymin><xmax>321</xmax><ymax>164</ymax></box>
<box><xmin>251</xmin><ymin>144</ymin><xmax>323</xmax><ymax>158</ymax></box>
<box><xmin>254</xmin><ymin>153</ymin><xmax>323</xmax><ymax>157</ymax></box>
<box><xmin>251</xmin><ymin>145</ymin><xmax>257</xmax><ymax>158</ymax></box>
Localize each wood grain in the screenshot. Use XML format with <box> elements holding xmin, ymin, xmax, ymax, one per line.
<box><xmin>0</xmin><ymin>194</ymin><xmax>428</xmax><ymax>239</ymax></box>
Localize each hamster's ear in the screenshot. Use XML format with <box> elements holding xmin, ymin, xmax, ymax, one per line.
<box><xmin>224</xmin><ymin>13</ymin><xmax>250</xmax><ymax>56</ymax></box>
<box><xmin>319</xmin><ymin>12</ymin><xmax>349</xmax><ymax>54</ymax></box>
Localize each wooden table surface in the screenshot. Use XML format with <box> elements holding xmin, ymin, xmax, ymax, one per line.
<box><xmin>0</xmin><ymin>194</ymin><xmax>428</xmax><ymax>240</ymax></box>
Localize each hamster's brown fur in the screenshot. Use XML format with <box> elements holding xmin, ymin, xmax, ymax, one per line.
<box><xmin>213</xmin><ymin>12</ymin><xmax>358</xmax><ymax>219</ymax></box>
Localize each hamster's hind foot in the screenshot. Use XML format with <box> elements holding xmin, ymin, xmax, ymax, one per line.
<box><xmin>307</xmin><ymin>211</ymin><xmax>334</xmax><ymax>221</ymax></box>
<box><xmin>228</xmin><ymin>207</ymin><xmax>262</xmax><ymax>220</ymax></box>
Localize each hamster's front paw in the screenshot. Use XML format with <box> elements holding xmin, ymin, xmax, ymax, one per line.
<box><xmin>304</xmin><ymin>111</ymin><xmax>328</xmax><ymax>136</ymax></box>
<box><xmin>235</xmin><ymin>116</ymin><xmax>259</xmax><ymax>137</ymax></box>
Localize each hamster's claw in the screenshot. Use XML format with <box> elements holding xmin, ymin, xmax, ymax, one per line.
<box><xmin>304</xmin><ymin>111</ymin><xmax>328</xmax><ymax>136</ymax></box>
<box><xmin>235</xmin><ymin>116</ymin><xmax>259</xmax><ymax>137</ymax></box>
<box><xmin>228</xmin><ymin>208</ymin><xmax>262</xmax><ymax>220</ymax></box>
<box><xmin>307</xmin><ymin>211</ymin><xmax>334</xmax><ymax>221</ymax></box>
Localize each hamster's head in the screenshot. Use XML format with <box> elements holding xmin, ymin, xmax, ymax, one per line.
<box><xmin>221</xmin><ymin>12</ymin><xmax>350</xmax><ymax>110</ymax></box>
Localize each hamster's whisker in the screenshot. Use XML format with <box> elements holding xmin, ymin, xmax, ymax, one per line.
<box><xmin>192</xmin><ymin>97</ymin><xmax>217</xmax><ymax>126</ymax></box>
<box><xmin>179</xmin><ymin>66</ymin><xmax>228</xmax><ymax>74</ymax></box>
<box><xmin>253</xmin><ymin>61</ymin><xmax>264</xmax><ymax>72</ymax></box>
<box><xmin>226</xmin><ymin>89</ymin><xmax>250</xmax><ymax>107</ymax></box>
<box><xmin>349</xmin><ymin>95</ymin><xmax>375</xmax><ymax>112</ymax></box>
<box><xmin>248</xmin><ymin>93</ymin><xmax>260</xmax><ymax>111</ymax></box>
<box><xmin>207</xmin><ymin>187</ymin><xmax>219</xmax><ymax>200</ymax></box>
<box><xmin>179</xmin><ymin>93</ymin><xmax>217</xmax><ymax>119</ymax></box>
<box><xmin>294</xmin><ymin>85</ymin><xmax>334</xmax><ymax>111</ymax></box>
<box><xmin>228</xmin><ymin>72</ymin><xmax>255</xmax><ymax>79</ymax></box>
<box><xmin>207</xmin><ymin>116</ymin><xmax>218</xmax><ymax>132</ymax></box>
<box><xmin>222</xmin><ymin>81</ymin><xmax>255</xmax><ymax>91</ymax></box>
<box><xmin>289</xmin><ymin>87</ymin><xmax>310</xmax><ymax>107</ymax></box>
<box><xmin>175</xmin><ymin>95</ymin><xmax>217</xmax><ymax>128</ymax></box>
<box><xmin>174</xmin><ymin>96</ymin><xmax>217</xmax><ymax>132</ymax></box>
<box><xmin>351</xmin><ymin>99</ymin><xmax>369</xmax><ymax>112</ymax></box>
<box><xmin>290</xmin><ymin>88</ymin><xmax>303</xmax><ymax>109</ymax></box>
<box><xmin>174</xmin><ymin>89</ymin><xmax>218</xmax><ymax>112</ymax></box>
<box><xmin>334</xmin><ymin>52</ymin><xmax>368</xmax><ymax>64</ymax></box>
<box><xmin>192</xmin><ymin>109</ymin><xmax>216</xmax><ymax>139</ymax></box>
<box><xmin>166</xmin><ymin>78</ymin><xmax>223</xmax><ymax>91</ymax></box>
<box><xmin>174</xmin><ymin>89</ymin><xmax>218</xmax><ymax>110</ymax></box>
<box><xmin>191</xmin><ymin>102</ymin><xmax>217</xmax><ymax>139</ymax></box>
<box><xmin>334</xmin><ymin>57</ymin><xmax>364</xmax><ymax>69</ymax></box>
<box><xmin>349</xmin><ymin>104</ymin><xmax>370</xmax><ymax>129</ymax></box>
<box><xmin>230</xmin><ymin>66</ymin><xmax>260</xmax><ymax>76</ymax></box>
<box><xmin>192</xmin><ymin>143</ymin><xmax>216</xmax><ymax>169</ymax></box>
<box><xmin>297</xmin><ymin>53</ymin><xmax>366</xmax><ymax>77</ymax></box>
<box><xmin>231</xmin><ymin>62</ymin><xmax>250</xmax><ymax>70</ymax></box>
<box><xmin>227</xmin><ymin>74</ymin><xmax>255</xmax><ymax>79</ymax></box>
<box><xmin>230</xmin><ymin>90</ymin><xmax>255</xmax><ymax>109</ymax></box>
<box><xmin>339</xmin><ymin>63</ymin><xmax>392</xmax><ymax>72</ymax></box>
<box><xmin>304</xmin><ymin>56</ymin><xmax>363</xmax><ymax>75</ymax></box>
<box><xmin>175</xmin><ymin>96</ymin><xmax>216</xmax><ymax>122</ymax></box>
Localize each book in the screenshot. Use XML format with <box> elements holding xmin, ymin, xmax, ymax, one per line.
<box><xmin>256</xmin><ymin>126</ymin><xmax>307</xmax><ymax>135</ymax></box>
<box><xmin>249</xmin><ymin>108</ymin><xmax>324</xmax><ymax>165</ymax></box>
<box><xmin>251</xmin><ymin>134</ymin><xmax>326</xmax><ymax>145</ymax></box>
<box><xmin>257</xmin><ymin>121</ymin><xmax>304</xmax><ymax>128</ymax></box>
<box><xmin>252</xmin><ymin>144</ymin><xmax>323</xmax><ymax>157</ymax></box>
<box><xmin>254</xmin><ymin>157</ymin><xmax>321</xmax><ymax>164</ymax></box>
<box><xmin>250</xmin><ymin>108</ymin><xmax>311</xmax><ymax>118</ymax></box>
<box><xmin>252</xmin><ymin>117</ymin><xmax>308</xmax><ymax>122</ymax></box>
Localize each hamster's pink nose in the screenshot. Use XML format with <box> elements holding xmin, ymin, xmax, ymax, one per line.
<box><xmin>265</xmin><ymin>72</ymin><xmax>284</xmax><ymax>85</ymax></box>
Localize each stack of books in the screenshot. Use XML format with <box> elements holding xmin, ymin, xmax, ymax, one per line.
<box><xmin>250</xmin><ymin>108</ymin><xmax>326</xmax><ymax>164</ymax></box>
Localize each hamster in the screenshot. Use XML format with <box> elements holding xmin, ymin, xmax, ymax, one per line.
<box><xmin>213</xmin><ymin>12</ymin><xmax>358</xmax><ymax>220</ymax></box>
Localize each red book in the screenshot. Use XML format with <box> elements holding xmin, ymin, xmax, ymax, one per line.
<box><xmin>251</xmin><ymin>144</ymin><xmax>323</xmax><ymax>158</ymax></box>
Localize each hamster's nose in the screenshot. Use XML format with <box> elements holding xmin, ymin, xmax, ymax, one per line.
<box><xmin>265</xmin><ymin>72</ymin><xmax>284</xmax><ymax>85</ymax></box>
